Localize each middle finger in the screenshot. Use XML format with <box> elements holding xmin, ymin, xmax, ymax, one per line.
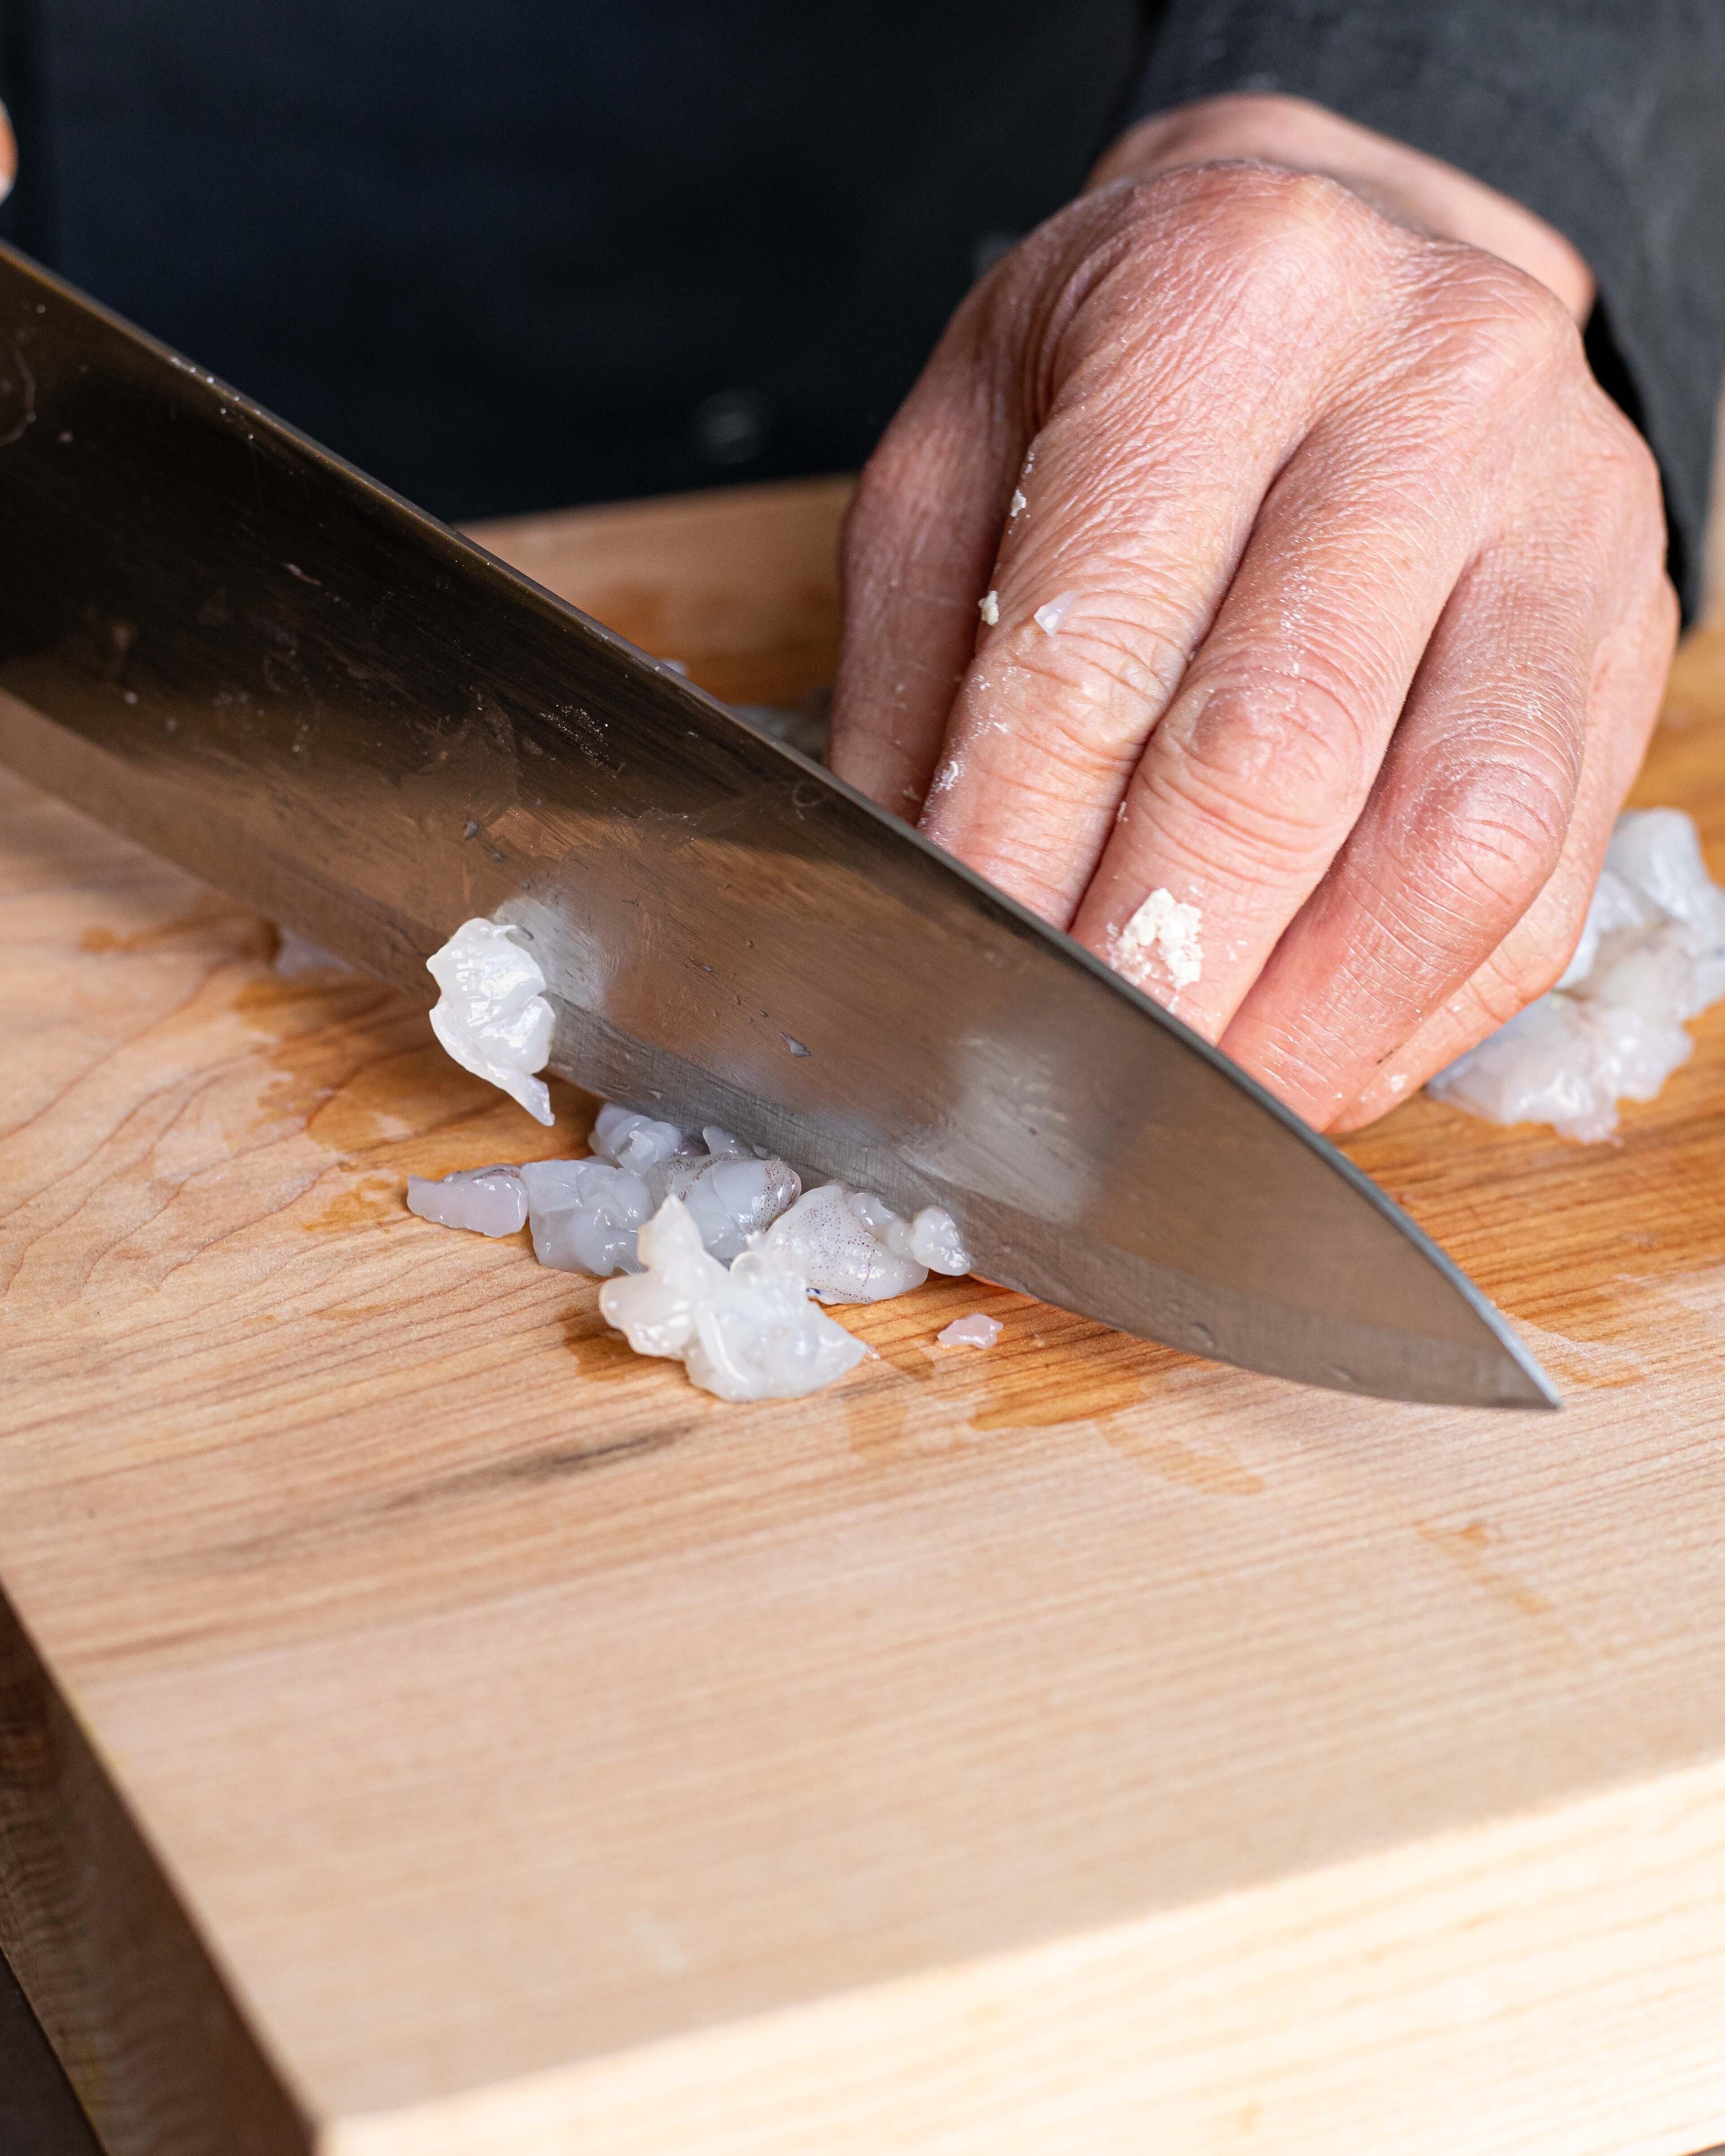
<box><xmin>1066</xmin><ymin>416</ymin><xmax>1480</xmax><ymax>1034</ymax></box>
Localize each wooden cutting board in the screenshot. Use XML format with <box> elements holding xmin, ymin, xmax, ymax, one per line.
<box><xmin>5</xmin><ymin>475</ymin><xmax>1725</xmax><ymax>2156</ymax></box>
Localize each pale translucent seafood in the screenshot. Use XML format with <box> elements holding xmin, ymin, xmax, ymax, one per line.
<box><xmin>1430</xmin><ymin>808</ymin><xmax>1725</xmax><ymax>1142</ymax></box>
<box><xmin>762</xmin><ymin>1184</ymin><xmax>970</xmax><ymax>1303</ymax></box>
<box><xmin>405</xmin><ymin>1093</ymin><xmax>972</xmax><ymax>1400</ymax></box>
<box><xmin>599</xmin><ymin>1197</ymin><xmax>870</xmax><ymax>1402</ymax></box>
<box><xmin>520</xmin><ymin>1158</ymin><xmax>652</xmax><ymax>1275</ymax></box>
<box><xmin>590</xmin><ymin>1103</ymin><xmax>692</xmax><ymax>1174</ymax></box>
<box><xmin>405</xmin><ymin>1165</ymin><xmax>528</xmax><ymax>1237</ymax></box>
<box><xmin>762</xmin><ymin>1184</ymin><xmax>927</xmax><ymax>1303</ymax></box>
<box><xmin>938</xmin><ymin>1312</ymin><xmax>1002</xmax><ymax>1348</ymax></box>
<box><xmin>1604</xmin><ymin>808</ymin><xmax>1725</xmax><ymax>993</ymax></box>
<box><xmin>1427</xmin><ymin>989</ymin><xmax>1691</xmax><ymax>1143</ymax></box>
<box><xmin>646</xmin><ymin>1154</ymin><xmax>802</xmax><ymax>1264</ymax></box>
<box><xmin>904</xmin><ymin>1204</ymin><xmax>972</xmax><ymax>1275</ymax></box>
<box><xmin>513</xmin><ymin>1143</ymin><xmax>800</xmax><ymax>1276</ymax></box>
<box><xmin>425</xmin><ymin>918</ymin><xmax>555</xmax><ymax>1125</ymax></box>
<box><xmin>701</xmin><ymin>1125</ymin><xmax>752</xmax><ymax>1159</ymax></box>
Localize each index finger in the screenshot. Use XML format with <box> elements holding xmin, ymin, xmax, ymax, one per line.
<box><xmin>827</xmin><ymin>285</ymin><xmax>1025</xmax><ymax>821</ymax></box>
<box><xmin>829</xmin><ymin>172</ymin><xmax>1348</xmax><ymax>841</ymax></box>
<box><xmin>915</xmin><ymin>358</ymin><xmax>1316</xmax><ymax>928</ymax></box>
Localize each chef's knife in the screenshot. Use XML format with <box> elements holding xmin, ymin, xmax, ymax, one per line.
<box><xmin>0</xmin><ymin>243</ymin><xmax>1555</xmax><ymax>1408</ymax></box>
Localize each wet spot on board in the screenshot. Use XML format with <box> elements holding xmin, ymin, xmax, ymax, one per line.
<box><xmin>1515</xmin><ymin>1322</ymin><xmax>1646</xmax><ymax>1393</ymax></box>
<box><xmin>301</xmin><ymin>1175</ymin><xmax>401</xmax><ymax>1233</ymax></box>
<box><xmin>967</xmin><ymin>1314</ymin><xmax>1183</xmax><ymax>1431</ymax></box>
<box><xmin>329</xmin><ymin>1052</ymin><xmax>595</xmax><ymax>1156</ymax></box>
<box><xmin>251</xmin><ymin>1063</ymin><xmax>342</xmax><ymax>1137</ymax></box>
<box><xmin>301</xmin><ymin>1051</ymin><xmax>452</xmax><ymax>1151</ymax></box>
<box><xmin>953</xmin><ymin>1306</ymin><xmax>1257</xmax><ymax>1489</ymax></box>
<box><xmin>81</xmin><ymin>894</ymin><xmax>273</xmax><ymax>959</ymax></box>
<box><xmin>861</xmin><ymin>1333</ymin><xmax>941</xmax><ymax>1386</ymax></box>
<box><xmin>834</xmin><ymin>1281</ymin><xmax>991</xmax><ymax>1387</ymax></box>
<box><xmin>839</xmin><ymin>1363</ymin><xmax>918</xmax><ymax>1463</ymax></box>
<box><xmin>238</xmin><ymin>1023</ymin><xmax>429</xmax><ymax>1150</ymax></box>
<box><xmin>971</xmin><ymin>1364</ymin><xmax>1143</xmax><ymax>1430</ymax></box>
<box><xmin>230</xmin><ymin>970</ymin><xmax>387</xmax><ymax>1031</ymax></box>
<box><xmin>564</xmin><ymin>1327</ymin><xmax>643</xmax><ymax>1383</ymax></box>
<box><xmin>230</xmin><ymin>972</ymin><xmax>309</xmax><ymax>1017</ymax></box>
<box><xmin>235</xmin><ymin>980</ymin><xmax>593</xmax><ymax>1164</ymax></box>
<box><xmin>1416</xmin><ymin>1519</ymin><xmax>1559</xmax><ymax>1621</ymax></box>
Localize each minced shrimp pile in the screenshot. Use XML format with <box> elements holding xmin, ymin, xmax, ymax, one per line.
<box><xmin>408</xmin><ymin>921</ymin><xmax>986</xmax><ymax>1401</ymax></box>
<box><xmin>1431</xmin><ymin>808</ymin><xmax>1725</xmax><ymax>1142</ymax></box>
<box><xmin>400</xmin><ymin>805</ymin><xmax>1724</xmax><ymax>1397</ymax></box>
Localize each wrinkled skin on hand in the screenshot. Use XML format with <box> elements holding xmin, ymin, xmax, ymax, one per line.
<box><xmin>829</xmin><ymin>129</ymin><xmax>1676</xmax><ymax>1134</ymax></box>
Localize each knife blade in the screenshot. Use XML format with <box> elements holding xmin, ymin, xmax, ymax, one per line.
<box><xmin>0</xmin><ymin>242</ymin><xmax>1555</xmax><ymax>1409</ymax></box>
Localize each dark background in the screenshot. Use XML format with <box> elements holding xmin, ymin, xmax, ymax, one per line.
<box><xmin>0</xmin><ymin>0</ymin><xmax>1138</xmax><ymax>522</ymax></box>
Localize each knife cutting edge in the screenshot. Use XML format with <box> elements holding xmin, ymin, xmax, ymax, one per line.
<box><xmin>0</xmin><ymin>241</ymin><xmax>1557</xmax><ymax>1409</ymax></box>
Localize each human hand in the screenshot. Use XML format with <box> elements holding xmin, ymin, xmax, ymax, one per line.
<box><xmin>828</xmin><ymin>96</ymin><xmax>1676</xmax><ymax>1132</ymax></box>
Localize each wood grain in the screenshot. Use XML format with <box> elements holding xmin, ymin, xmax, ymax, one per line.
<box><xmin>4</xmin><ymin>477</ymin><xmax>1725</xmax><ymax>2156</ymax></box>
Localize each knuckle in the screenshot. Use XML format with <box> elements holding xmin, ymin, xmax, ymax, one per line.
<box><xmin>1000</xmin><ymin>604</ymin><xmax>1191</xmax><ymax>755</ymax></box>
<box><xmin>1228</xmin><ymin>163</ymin><xmax>1361</xmax><ymax>243</ymax></box>
<box><xmin>1424</xmin><ymin>260</ymin><xmax>1579</xmax><ymax>396</ymax></box>
<box><xmin>1505</xmin><ymin>881</ymin><xmax>1601</xmax><ymax>1012</ymax></box>
<box><xmin>1159</xmin><ymin>660</ymin><xmax>1377</xmax><ymax>853</ymax></box>
<box><xmin>1556</xmin><ymin>399</ymin><xmax>1668</xmax><ymax>582</ymax></box>
<box><xmin>1230</xmin><ymin>169</ymin><xmax>1366</xmax><ymax>300</ymax></box>
<box><xmin>1469</xmin><ymin>927</ymin><xmax>1577</xmax><ymax>1029</ymax></box>
<box><xmin>1410</xmin><ymin>753</ymin><xmax>1570</xmax><ymax>923</ymax></box>
<box><xmin>1128</xmin><ymin>161</ymin><xmax>1362</xmax><ymax>291</ymax></box>
<box><xmin>1500</xmin><ymin>276</ymin><xmax>1576</xmax><ymax>373</ymax></box>
<box><xmin>1602</xmin><ymin>407</ymin><xmax>1667</xmax><ymax>528</ymax></box>
<box><xmin>1451</xmin><ymin>972</ymin><xmax>1529</xmax><ymax>1042</ymax></box>
<box><xmin>1654</xmin><ymin>571</ymin><xmax>1682</xmax><ymax>646</ymax></box>
<box><xmin>1009</xmin><ymin>599</ymin><xmax>1190</xmax><ymax>707</ymax></box>
<box><xmin>1578</xmin><ymin>386</ymin><xmax>1656</xmax><ymax>481</ymax></box>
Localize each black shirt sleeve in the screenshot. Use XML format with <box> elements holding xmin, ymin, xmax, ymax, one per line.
<box><xmin>1123</xmin><ymin>0</ymin><xmax>1725</xmax><ymax>616</ymax></box>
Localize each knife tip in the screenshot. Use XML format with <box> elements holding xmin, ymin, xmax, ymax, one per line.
<box><xmin>1490</xmin><ymin>1330</ymin><xmax>1563</xmax><ymax>1412</ymax></box>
